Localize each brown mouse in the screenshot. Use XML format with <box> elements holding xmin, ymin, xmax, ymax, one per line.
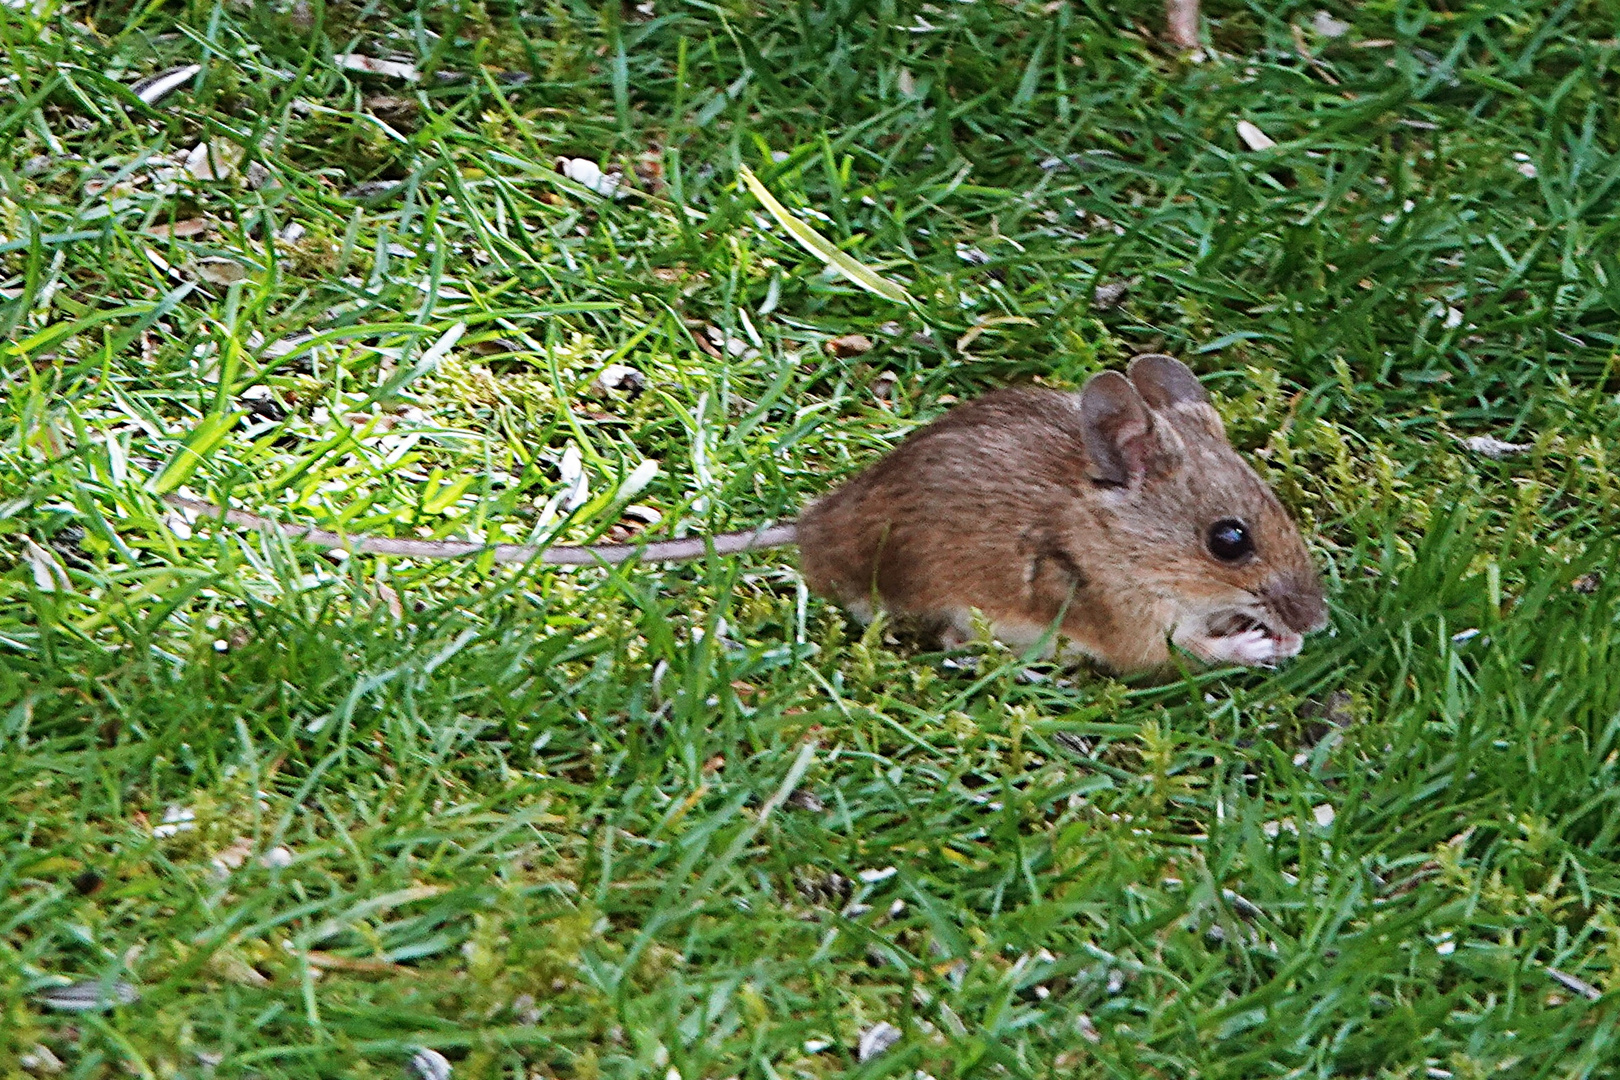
<box><xmin>795</xmin><ymin>354</ymin><xmax>1327</xmax><ymax>671</ymax></box>
<box><xmin>164</xmin><ymin>354</ymin><xmax>1326</xmax><ymax>672</ymax></box>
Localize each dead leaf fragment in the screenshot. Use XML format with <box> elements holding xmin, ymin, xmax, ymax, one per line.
<box><xmin>376</xmin><ymin>581</ymin><xmax>404</xmax><ymax>619</ymax></box>
<box><xmin>211</xmin><ymin>837</ymin><xmax>254</xmax><ymax>875</ymax></box>
<box><xmin>22</xmin><ymin>538</ymin><xmax>69</xmax><ymax>592</ymax></box>
<box><xmin>826</xmin><ymin>333</ymin><xmax>873</xmax><ymax>357</ymax></box>
<box><xmin>409</xmin><ymin>1048</ymin><xmax>453</xmax><ymax>1080</ymax></box>
<box><xmin>857</xmin><ymin>1022</ymin><xmax>902</xmax><ymax>1062</ymax></box>
<box><xmin>34</xmin><ymin>979</ymin><xmax>139</xmax><ymax>1013</ymax></box>
<box><xmin>20</xmin><ymin>1043</ymin><xmax>65</xmax><ymax>1074</ymax></box>
<box><xmin>1428</xmin><ymin>302</ymin><xmax>1463</xmax><ymax>329</ymax></box>
<box><xmin>343</xmin><ymin>180</ymin><xmax>403</xmax><ymax>201</ymax></box>
<box><xmin>193</xmin><ymin>258</ymin><xmax>249</xmax><ymax>285</ymax></box>
<box><xmin>153</xmin><ymin>804</ymin><xmax>196</xmax><ymax>837</ymax></box>
<box><xmin>558</xmin><ymin>157</ymin><xmax>624</xmax><ymax>198</ymax></box>
<box><xmin>604</xmin><ymin>503</ymin><xmax>662</xmax><ymax>543</ymax></box>
<box><xmin>1091</xmin><ymin>279</ymin><xmax>1130</xmax><ymax>310</ymax></box>
<box><xmin>1460</xmin><ymin>434</ymin><xmax>1531</xmax><ymax>460</ymax></box>
<box><xmin>1311</xmin><ymin>10</ymin><xmax>1350</xmax><ymax>38</ymax></box>
<box><xmin>132</xmin><ymin>63</ymin><xmax>201</xmax><ymax>106</ymax></box>
<box><xmin>297</xmin><ymin>949</ymin><xmax>421</xmax><ymax>976</ymax></box>
<box><xmin>786</xmin><ymin>790</ymin><xmax>825</xmax><ymax>812</ymax></box>
<box><xmin>954</xmin><ymin>315</ymin><xmax>1036</xmax><ymax>354</ymax></box>
<box><xmin>183</xmin><ymin>140</ymin><xmax>242</xmax><ymax>181</ymax></box>
<box><xmin>334</xmin><ymin>54</ymin><xmax>420</xmax><ymax>82</ymax></box>
<box><xmin>704</xmin><ymin>324</ymin><xmax>756</xmax><ymax>357</ymax></box>
<box><xmin>207</xmin><ymin>950</ymin><xmax>271</xmax><ymax>987</ymax></box>
<box><xmin>1546</xmin><ymin>967</ymin><xmax>1602</xmax><ymax>1002</ymax></box>
<box><xmin>557</xmin><ymin>444</ymin><xmax>588</xmax><ymax>512</ymax></box>
<box><xmin>147</xmin><ymin>216</ymin><xmax>212</xmax><ymax>239</ymax></box>
<box><xmin>365</xmin><ymin>94</ymin><xmax>417</xmax><ymax>121</ymax></box>
<box><xmin>1236</xmin><ymin>120</ymin><xmax>1276</xmax><ymax>151</ymax></box>
<box><xmin>591</xmin><ymin>363</ymin><xmax>646</xmax><ymax>397</ymax></box>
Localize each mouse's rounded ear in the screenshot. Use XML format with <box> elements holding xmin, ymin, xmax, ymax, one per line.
<box><xmin>1127</xmin><ymin>354</ymin><xmax>1207</xmax><ymax>407</ymax></box>
<box><xmin>1128</xmin><ymin>353</ymin><xmax>1225</xmax><ymax>439</ymax></box>
<box><xmin>1080</xmin><ymin>370</ymin><xmax>1159</xmax><ymax>486</ymax></box>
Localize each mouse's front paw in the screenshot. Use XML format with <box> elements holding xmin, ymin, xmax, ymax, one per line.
<box><xmin>1178</xmin><ymin>619</ymin><xmax>1304</xmax><ymax>668</ymax></box>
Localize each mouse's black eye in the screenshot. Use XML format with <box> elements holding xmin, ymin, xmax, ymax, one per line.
<box><xmin>1206</xmin><ymin>518</ymin><xmax>1254</xmax><ymax>562</ymax></box>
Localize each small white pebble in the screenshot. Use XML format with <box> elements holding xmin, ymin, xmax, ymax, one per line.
<box><xmin>857</xmin><ymin>866</ymin><xmax>898</xmax><ymax>884</ymax></box>
<box><xmin>259</xmin><ymin>846</ymin><xmax>294</xmax><ymax>869</ymax></box>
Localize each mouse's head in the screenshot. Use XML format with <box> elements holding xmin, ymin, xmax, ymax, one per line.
<box><xmin>1079</xmin><ymin>354</ymin><xmax>1328</xmax><ymax>667</ymax></box>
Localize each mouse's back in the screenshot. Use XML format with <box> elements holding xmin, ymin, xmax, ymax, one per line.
<box><xmin>796</xmin><ymin>387</ymin><xmax>1094</xmax><ymax>620</ymax></box>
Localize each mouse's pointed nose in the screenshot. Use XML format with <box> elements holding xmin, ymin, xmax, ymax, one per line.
<box><xmin>1269</xmin><ymin>573</ymin><xmax>1329</xmax><ymax>635</ymax></box>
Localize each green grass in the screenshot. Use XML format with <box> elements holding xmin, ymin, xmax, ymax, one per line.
<box><xmin>4</xmin><ymin>0</ymin><xmax>1620</xmax><ymax>1075</ymax></box>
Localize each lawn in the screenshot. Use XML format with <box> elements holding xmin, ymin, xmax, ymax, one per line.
<box><xmin>3</xmin><ymin>0</ymin><xmax>1620</xmax><ymax>1076</ymax></box>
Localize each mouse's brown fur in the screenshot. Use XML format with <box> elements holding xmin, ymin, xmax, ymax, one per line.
<box><xmin>795</xmin><ymin>355</ymin><xmax>1326</xmax><ymax>672</ymax></box>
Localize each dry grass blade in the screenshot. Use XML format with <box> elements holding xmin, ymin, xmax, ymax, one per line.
<box><xmin>737</xmin><ymin>165</ymin><xmax>912</xmax><ymax>306</ymax></box>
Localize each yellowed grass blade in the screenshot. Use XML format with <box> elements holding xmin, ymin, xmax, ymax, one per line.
<box><xmin>737</xmin><ymin>165</ymin><xmax>912</xmax><ymax>306</ymax></box>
